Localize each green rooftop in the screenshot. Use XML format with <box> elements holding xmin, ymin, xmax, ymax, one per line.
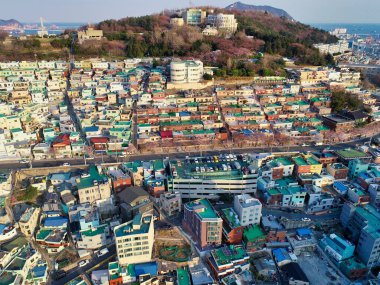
<box><xmin>274</xmin><ymin>157</ymin><xmax>293</xmax><ymax>166</ymax></box>
<box><xmin>0</xmin><ymin>272</ymin><xmax>16</xmax><ymax>285</ymax></box>
<box><xmin>81</xmin><ymin>224</ymin><xmax>107</xmax><ymax>237</ymax></box>
<box><xmin>177</xmin><ymin>267</ymin><xmax>191</xmax><ymax>285</ymax></box>
<box><xmin>306</xmin><ymin>156</ymin><xmax>319</xmax><ymax>165</ymax></box>
<box><xmin>77</xmin><ymin>165</ymin><xmax>108</xmax><ymax>190</ymax></box>
<box><xmin>243</xmin><ymin>225</ymin><xmax>265</xmax><ymax>242</ymax></box>
<box><xmin>108</xmin><ymin>261</ymin><xmax>119</xmax><ymax>271</ymax></box>
<box><xmin>36</xmin><ymin>229</ymin><xmax>52</xmax><ymax>240</ymax></box>
<box><xmin>212</xmin><ymin>245</ymin><xmax>248</xmax><ymax>266</ymax></box>
<box><xmin>336</xmin><ymin>149</ymin><xmax>368</xmax><ymax>159</ymax></box>
<box><xmin>185</xmin><ymin>199</ymin><xmax>219</xmax><ymax>220</ymax></box>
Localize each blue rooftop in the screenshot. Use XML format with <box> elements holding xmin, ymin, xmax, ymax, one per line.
<box><xmin>83</xmin><ymin>126</ymin><xmax>99</xmax><ymax>132</ymax></box>
<box><xmin>273</xmin><ymin>248</ymin><xmax>288</xmax><ymax>263</ymax></box>
<box><xmin>297</xmin><ymin>228</ymin><xmax>312</xmax><ymax>237</ymax></box>
<box><xmin>134</xmin><ymin>262</ymin><xmax>158</xmax><ymax>277</ymax></box>
<box><xmin>32</xmin><ymin>264</ymin><xmax>47</xmax><ymax>278</ymax></box>
<box><xmin>43</xmin><ymin>217</ymin><xmax>68</xmax><ymax>228</ymax></box>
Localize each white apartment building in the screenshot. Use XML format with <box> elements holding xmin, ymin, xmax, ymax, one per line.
<box><xmin>170</xmin><ymin>60</ymin><xmax>204</xmax><ymax>84</ymax></box>
<box><xmin>207</xmin><ymin>13</ymin><xmax>238</xmax><ymax>34</ymax></box>
<box><xmin>314</xmin><ymin>40</ymin><xmax>350</xmax><ymax>55</ymax></box>
<box><xmin>233</xmin><ymin>194</ymin><xmax>262</xmax><ymax>226</ymax></box>
<box><xmin>114</xmin><ymin>214</ymin><xmax>154</xmax><ymax>266</ymax></box>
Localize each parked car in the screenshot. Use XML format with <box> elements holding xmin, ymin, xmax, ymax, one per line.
<box><xmin>62</xmin><ymin>163</ymin><xmax>70</xmax><ymax>167</ymax></box>
<box><xmin>78</xmin><ymin>259</ymin><xmax>90</xmax><ymax>267</ymax></box>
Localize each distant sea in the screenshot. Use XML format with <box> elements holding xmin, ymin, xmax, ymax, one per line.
<box><xmin>14</xmin><ymin>22</ymin><xmax>84</xmax><ymax>36</ymax></box>
<box><xmin>310</xmin><ymin>23</ymin><xmax>380</xmax><ymax>36</ymax></box>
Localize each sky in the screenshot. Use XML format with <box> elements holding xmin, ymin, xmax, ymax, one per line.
<box><xmin>1</xmin><ymin>0</ymin><xmax>379</xmax><ymax>24</ymax></box>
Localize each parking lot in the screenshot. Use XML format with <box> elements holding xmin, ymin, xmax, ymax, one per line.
<box><xmin>297</xmin><ymin>251</ymin><xmax>349</xmax><ymax>285</ymax></box>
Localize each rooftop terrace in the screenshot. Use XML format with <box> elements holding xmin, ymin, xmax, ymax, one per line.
<box><xmin>114</xmin><ymin>214</ymin><xmax>152</xmax><ymax>238</ymax></box>
<box><xmin>222</xmin><ymin>208</ymin><xmax>241</xmax><ymax>228</ymax></box>
<box><xmin>77</xmin><ymin>165</ymin><xmax>108</xmax><ymax>190</ymax></box>
<box><xmin>185</xmin><ymin>199</ymin><xmax>219</xmax><ymax>220</ymax></box>
<box><xmin>211</xmin><ymin>245</ymin><xmax>248</xmax><ymax>267</ymax></box>
<box><xmin>336</xmin><ymin>149</ymin><xmax>368</xmax><ymax>159</ymax></box>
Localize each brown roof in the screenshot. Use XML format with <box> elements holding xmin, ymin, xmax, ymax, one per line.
<box><xmin>116</xmin><ymin>186</ymin><xmax>149</xmax><ymax>205</ymax></box>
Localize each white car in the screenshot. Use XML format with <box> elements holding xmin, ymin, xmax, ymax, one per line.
<box><xmin>20</xmin><ymin>160</ymin><xmax>29</xmax><ymax>164</ymax></box>
<box><xmin>301</xmin><ymin>218</ymin><xmax>311</xmax><ymax>222</ymax></box>
<box><xmin>97</xmin><ymin>248</ymin><xmax>109</xmax><ymax>257</ymax></box>
<box><xmin>62</xmin><ymin>163</ymin><xmax>70</xmax><ymax>167</ymax></box>
<box><xmin>78</xmin><ymin>259</ymin><xmax>90</xmax><ymax>267</ymax></box>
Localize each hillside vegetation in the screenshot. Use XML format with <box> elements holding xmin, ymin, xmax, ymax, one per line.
<box><xmin>95</xmin><ymin>9</ymin><xmax>337</xmax><ymax>67</ymax></box>
<box><xmin>0</xmin><ymin>7</ymin><xmax>337</xmax><ymax>72</ymax></box>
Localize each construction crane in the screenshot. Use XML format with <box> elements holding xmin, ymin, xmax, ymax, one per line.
<box><xmin>37</xmin><ymin>17</ymin><xmax>48</xmax><ymax>37</ymax></box>
<box><xmin>40</xmin><ymin>17</ymin><xmax>45</xmax><ymax>30</ymax></box>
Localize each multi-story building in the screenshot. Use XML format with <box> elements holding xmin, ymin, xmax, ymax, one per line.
<box><xmin>170</xmin><ymin>60</ymin><xmax>204</xmax><ymax>84</ymax></box>
<box><xmin>77</xmin><ymin>165</ymin><xmax>111</xmax><ymax>204</ymax></box>
<box><xmin>368</xmin><ymin>184</ymin><xmax>380</xmax><ymax>207</ymax></box>
<box><xmin>114</xmin><ymin>214</ymin><xmax>155</xmax><ymax>266</ymax></box>
<box><xmin>260</xmin><ymin>157</ymin><xmax>294</xmax><ymax>180</ymax></box>
<box><xmin>207</xmin><ymin>245</ymin><xmax>249</xmax><ymax>278</ymax></box>
<box><xmin>35</xmin><ymin>228</ymin><xmax>69</xmax><ymax>253</ymax></box>
<box><xmin>117</xmin><ymin>186</ymin><xmax>153</xmax><ymax>221</ymax></box>
<box><xmin>220</xmin><ymin>208</ymin><xmax>244</xmax><ymax>244</ymax></box>
<box><xmin>168</xmin><ymin>158</ymin><xmax>259</xmax><ymax>199</ymax></box>
<box><xmin>233</xmin><ymin>194</ymin><xmax>262</xmax><ymax>226</ymax></box>
<box><xmin>170</xmin><ymin>17</ymin><xmax>184</xmax><ymax>27</ymax></box>
<box><xmin>344</xmin><ymin>204</ymin><xmax>380</xmax><ymax>267</ymax></box>
<box><xmin>78</xmin><ymin>27</ymin><xmax>104</xmax><ymax>43</ymax></box>
<box><xmin>182</xmin><ymin>9</ymin><xmax>206</xmax><ymax>25</ymax></box>
<box><xmin>314</xmin><ymin>40</ymin><xmax>350</xmax><ymax>55</ymax></box>
<box><xmin>108</xmin><ymin>168</ymin><xmax>132</xmax><ymax>192</ymax></box>
<box><xmin>19</xmin><ymin>207</ymin><xmax>41</xmax><ymax>236</ymax></box>
<box><xmin>326</xmin><ymin>163</ymin><xmax>349</xmax><ymax>180</ymax></box>
<box><xmin>320</xmin><ymin>233</ymin><xmax>355</xmax><ymax>262</ymax></box>
<box><xmin>348</xmin><ymin>159</ymin><xmax>369</xmax><ymax>179</ymax></box>
<box><xmin>292</xmin><ymin>155</ymin><xmax>322</xmax><ymax>175</ymax></box>
<box><xmin>322</xmin><ymin>114</ymin><xmax>355</xmax><ymax>132</ymax></box>
<box><xmin>293</xmin><ymin>68</ymin><xmax>329</xmax><ymax>85</ymax></box>
<box><xmin>159</xmin><ymin>192</ymin><xmax>182</xmax><ymax>216</ymax></box>
<box><xmin>183</xmin><ymin>199</ymin><xmax>223</xmax><ymax>250</ymax></box>
<box><xmin>77</xmin><ymin>224</ymin><xmax>108</xmax><ymax>250</ymax></box>
<box><xmin>207</xmin><ymin>13</ymin><xmax>238</xmax><ymax>34</ymax></box>
<box><xmin>242</xmin><ymin>224</ymin><xmax>266</xmax><ymax>252</ymax></box>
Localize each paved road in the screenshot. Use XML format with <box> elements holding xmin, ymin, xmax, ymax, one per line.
<box><xmin>262</xmin><ymin>208</ymin><xmax>341</xmax><ymax>221</ymax></box>
<box><xmin>54</xmin><ymin>246</ymin><xmax>116</xmax><ymax>285</ymax></box>
<box><xmin>0</xmin><ymin>137</ymin><xmax>370</xmax><ymax>170</ymax></box>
